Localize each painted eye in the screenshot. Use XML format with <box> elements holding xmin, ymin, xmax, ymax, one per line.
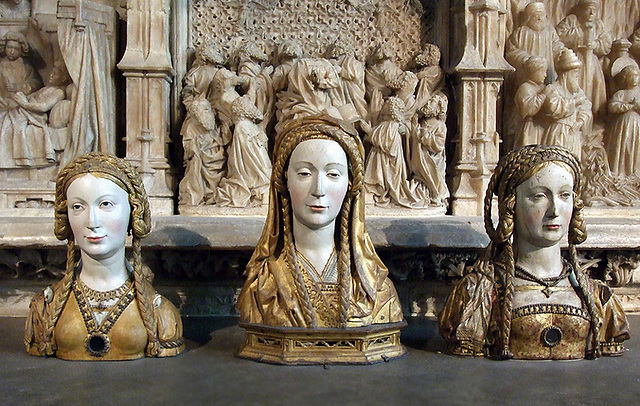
<box><xmin>326</xmin><ymin>170</ymin><xmax>342</xmax><ymax>180</ymax></box>
<box><xmin>71</xmin><ymin>203</ymin><xmax>83</xmax><ymax>211</ymax></box>
<box><xmin>532</xmin><ymin>193</ymin><xmax>546</xmax><ymax>200</ymax></box>
<box><xmin>99</xmin><ymin>200</ymin><xmax>115</xmax><ymax>209</ymax></box>
<box><xmin>297</xmin><ymin>169</ymin><xmax>312</xmax><ymax>178</ymax></box>
<box><xmin>560</xmin><ymin>191</ymin><xmax>572</xmax><ymax>200</ymax></box>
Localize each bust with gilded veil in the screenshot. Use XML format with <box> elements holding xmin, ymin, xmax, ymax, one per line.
<box><xmin>237</xmin><ymin>116</ymin><xmax>405</xmax><ymax>364</ymax></box>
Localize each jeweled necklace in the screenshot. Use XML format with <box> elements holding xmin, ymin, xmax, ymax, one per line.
<box><xmin>514</xmin><ymin>262</ymin><xmax>571</xmax><ymax>298</ymax></box>
<box><xmin>73</xmin><ymin>277</ymin><xmax>135</xmax><ymax>357</ymax></box>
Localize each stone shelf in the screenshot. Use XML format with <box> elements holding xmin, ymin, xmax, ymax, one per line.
<box><xmin>2</xmin><ymin>215</ymin><xmax>640</xmax><ymax>250</ymax></box>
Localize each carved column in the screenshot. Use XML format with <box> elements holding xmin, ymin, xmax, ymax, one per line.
<box><xmin>448</xmin><ymin>0</ymin><xmax>513</xmax><ymax>215</ymax></box>
<box><xmin>118</xmin><ymin>0</ymin><xmax>174</xmax><ymax>215</ymax></box>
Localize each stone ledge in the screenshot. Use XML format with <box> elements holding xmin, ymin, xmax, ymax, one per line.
<box><xmin>2</xmin><ymin>215</ymin><xmax>640</xmax><ymax>249</ymax></box>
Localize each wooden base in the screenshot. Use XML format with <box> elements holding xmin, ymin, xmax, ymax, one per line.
<box><xmin>237</xmin><ymin>321</ymin><xmax>407</xmax><ymax>365</ymax></box>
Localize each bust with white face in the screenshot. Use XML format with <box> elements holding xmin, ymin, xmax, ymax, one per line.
<box><xmin>66</xmin><ymin>174</ymin><xmax>131</xmax><ymax>286</ymax></box>
<box><xmin>287</xmin><ymin>139</ymin><xmax>349</xmax><ymax>232</ymax></box>
<box><xmin>514</xmin><ymin>163</ymin><xmax>574</xmax><ymax>249</ymax></box>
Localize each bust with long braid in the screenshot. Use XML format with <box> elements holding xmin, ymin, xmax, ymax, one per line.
<box><xmin>237</xmin><ymin>115</ymin><xmax>405</xmax><ymax>364</ymax></box>
<box><xmin>439</xmin><ymin>145</ymin><xmax>629</xmax><ymax>360</ymax></box>
<box><xmin>24</xmin><ymin>152</ymin><xmax>184</xmax><ymax>360</ymax></box>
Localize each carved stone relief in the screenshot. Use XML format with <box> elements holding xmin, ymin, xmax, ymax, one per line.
<box><xmin>501</xmin><ymin>0</ymin><xmax>640</xmax><ymax>209</ymax></box>
<box><xmin>178</xmin><ymin>1</ymin><xmax>450</xmax><ymax>214</ymax></box>
<box><xmin>0</xmin><ymin>1</ymin><xmax>118</xmax><ymax>213</ymax></box>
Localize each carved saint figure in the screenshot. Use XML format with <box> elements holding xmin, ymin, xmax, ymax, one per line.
<box><xmin>366</xmin><ymin>43</ymin><xmax>417</xmax><ymax>126</ymax></box>
<box><xmin>409</xmin><ymin>43</ymin><xmax>445</xmax><ymax>117</ymax></box>
<box><xmin>13</xmin><ymin>59</ymin><xmax>74</xmax><ymax>163</ymax></box>
<box><xmin>408</xmin><ymin>93</ymin><xmax>449</xmax><ymax>206</ymax></box>
<box><xmin>216</xmin><ymin>96</ymin><xmax>271</xmax><ymax>207</ymax></box>
<box><xmin>506</xmin><ymin>2</ymin><xmax>565</xmax><ymax>86</ymax></box>
<box><xmin>365</xmin><ymin>96</ymin><xmax>427</xmax><ymax>208</ymax></box>
<box><xmin>606</xmin><ymin>65</ymin><xmax>640</xmax><ymax>176</ymax></box>
<box><xmin>326</xmin><ymin>37</ymin><xmax>368</xmax><ymax>124</ymax></box>
<box><xmin>542</xmin><ymin>49</ymin><xmax>592</xmax><ymax>160</ymax></box>
<box><xmin>439</xmin><ymin>145</ymin><xmax>629</xmax><ymax>360</ymax></box>
<box><xmin>0</xmin><ymin>31</ymin><xmax>50</xmax><ymax>168</ymax></box>
<box><xmin>513</xmin><ymin>56</ymin><xmax>547</xmax><ymax>148</ymax></box>
<box><xmin>237</xmin><ymin>116</ymin><xmax>403</xmax><ymax>329</ymax></box>
<box><xmin>556</xmin><ymin>0</ymin><xmax>612</xmax><ymax>117</ymax></box>
<box><xmin>25</xmin><ymin>152</ymin><xmax>184</xmax><ymax>360</ymax></box>
<box><xmin>234</xmin><ymin>41</ymin><xmax>274</xmax><ymax>131</ymax></box>
<box><xmin>275</xmin><ymin>57</ymin><xmax>344</xmax><ymax>134</ymax></box>
<box><xmin>178</xmin><ymin>45</ymin><xmax>227</xmax><ymax>206</ymax></box>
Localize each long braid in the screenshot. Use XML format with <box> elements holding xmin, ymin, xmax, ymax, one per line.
<box><xmin>567</xmin><ymin>195</ymin><xmax>601</xmax><ymax>358</ymax></box>
<box><xmin>131</xmin><ymin>237</ymin><xmax>159</xmax><ymax>356</ymax></box>
<box><xmin>569</xmin><ymin>244</ymin><xmax>602</xmax><ymax>358</ymax></box>
<box><xmin>337</xmin><ymin>195</ymin><xmax>353</xmax><ymax>327</ymax></box>
<box><xmin>282</xmin><ymin>195</ymin><xmax>317</xmax><ymax>327</ymax></box>
<box><xmin>41</xmin><ymin>240</ymin><xmax>77</xmax><ymax>355</ymax></box>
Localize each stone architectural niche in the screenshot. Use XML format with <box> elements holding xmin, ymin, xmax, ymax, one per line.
<box><xmin>605</xmin><ymin>251</ymin><xmax>640</xmax><ymax>287</ymax></box>
<box><xmin>449</xmin><ymin>0</ymin><xmax>514</xmax><ymax>215</ymax></box>
<box><xmin>0</xmin><ymin>0</ymin><xmax>118</xmax><ymax>214</ymax></box>
<box><xmin>118</xmin><ymin>0</ymin><xmax>175</xmax><ymax>215</ymax></box>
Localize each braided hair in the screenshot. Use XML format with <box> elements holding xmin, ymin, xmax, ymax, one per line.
<box><xmin>268</xmin><ymin>116</ymin><xmax>365</xmax><ymax>328</ymax></box>
<box><xmin>482</xmin><ymin>145</ymin><xmax>600</xmax><ymax>359</ymax></box>
<box><xmin>44</xmin><ymin>152</ymin><xmax>160</xmax><ymax>356</ymax></box>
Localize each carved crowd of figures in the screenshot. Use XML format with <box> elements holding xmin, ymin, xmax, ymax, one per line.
<box><xmin>179</xmin><ymin>38</ymin><xmax>449</xmax><ymax>209</ymax></box>
<box><xmin>505</xmin><ymin>0</ymin><xmax>640</xmax><ymax>205</ymax></box>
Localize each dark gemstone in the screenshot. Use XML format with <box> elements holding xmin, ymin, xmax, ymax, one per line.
<box><xmin>541</xmin><ymin>326</ymin><xmax>563</xmax><ymax>347</ymax></box>
<box><xmin>86</xmin><ymin>333</ymin><xmax>110</xmax><ymax>356</ymax></box>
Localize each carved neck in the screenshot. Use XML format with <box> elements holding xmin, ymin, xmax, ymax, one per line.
<box><xmin>292</xmin><ymin>216</ymin><xmax>337</xmax><ymax>272</ymax></box>
<box><xmin>513</xmin><ymin>238</ymin><xmax>564</xmax><ymax>279</ymax></box>
<box><xmin>78</xmin><ymin>246</ymin><xmax>129</xmax><ymax>292</ymax></box>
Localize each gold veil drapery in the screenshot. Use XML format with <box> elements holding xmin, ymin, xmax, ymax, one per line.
<box><xmin>237</xmin><ymin>115</ymin><xmax>402</xmax><ymax>328</ymax></box>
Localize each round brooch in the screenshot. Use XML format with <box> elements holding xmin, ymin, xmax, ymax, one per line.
<box><xmin>86</xmin><ymin>333</ymin><xmax>111</xmax><ymax>357</ymax></box>
<box><xmin>541</xmin><ymin>326</ymin><xmax>563</xmax><ymax>347</ymax></box>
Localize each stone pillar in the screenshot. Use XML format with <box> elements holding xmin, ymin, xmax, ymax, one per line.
<box><xmin>448</xmin><ymin>0</ymin><xmax>513</xmax><ymax>216</ymax></box>
<box><xmin>118</xmin><ymin>0</ymin><xmax>174</xmax><ymax>215</ymax></box>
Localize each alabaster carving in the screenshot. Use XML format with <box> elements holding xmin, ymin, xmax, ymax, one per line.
<box><xmin>439</xmin><ymin>145</ymin><xmax>629</xmax><ymax>360</ymax></box>
<box><xmin>0</xmin><ymin>31</ymin><xmax>48</xmax><ymax>168</ymax></box>
<box><xmin>556</xmin><ymin>0</ymin><xmax>611</xmax><ymax>118</ymax></box>
<box><xmin>237</xmin><ymin>116</ymin><xmax>405</xmax><ymax>363</ymax></box>
<box><xmin>606</xmin><ymin>65</ymin><xmax>640</xmax><ymax>177</ymax></box>
<box><xmin>0</xmin><ymin>0</ymin><xmax>30</xmax><ymax>19</ymax></box>
<box><xmin>25</xmin><ymin>152</ymin><xmax>184</xmax><ymax>360</ymax></box>
<box><xmin>541</xmin><ymin>49</ymin><xmax>592</xmax><ymax>160</ymax></box>
<box><xmin>178</xmin><ymin>45</ymin><xmax>228</xmax><ymax>206</ymax></box>
<box><xmin>216</xmin><ymin>96</ymin><xmax>271</xmax><ymax>207</ymax></box>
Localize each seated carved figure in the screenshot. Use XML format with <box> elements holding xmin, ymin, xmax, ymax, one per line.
<box><xmin>237</xmin><ymin>116</ymin><xmax>404</xmax><ymax>364</ymax></box>
<box><xmin>25</xmin><ymin>152</ymin><xmax>184</xmax><ymax>360</ymax></box>
<box><xmin>439</xmin><ymin>145</ymin><xmax>629</xmax><ymax>360</ymax></box>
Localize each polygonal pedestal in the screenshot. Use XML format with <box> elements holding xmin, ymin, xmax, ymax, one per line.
<box><xmin>237</xmin><ymin>321</ymin><xmax>407</xmax><ymax>365</ymax></box>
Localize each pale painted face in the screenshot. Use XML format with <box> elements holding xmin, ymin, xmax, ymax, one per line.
<box><xmin>67</xmin><ymin>174</ymin><xmax>131</xmax><ymax>261</ymax></box>
<box><xmin>515</xmin><ymin>163</ymin><xmax>574</xmax><ymax>248</ymax></box>
<box><xmin>287</xmin><ymin>139</ymin><xmax>349</xmax><ymax>231</ymax></box>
